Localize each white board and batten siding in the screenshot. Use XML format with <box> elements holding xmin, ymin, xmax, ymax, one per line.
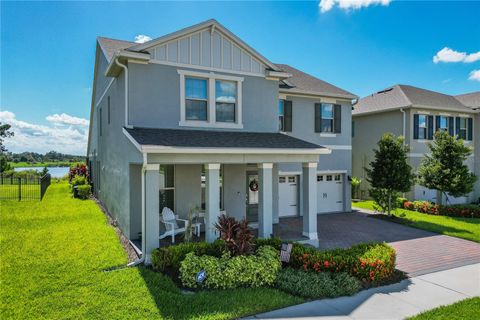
<box><xmin>150</xmin><ymin>29</ymin><xmax>265</xmax><ymax>75</ymax></box>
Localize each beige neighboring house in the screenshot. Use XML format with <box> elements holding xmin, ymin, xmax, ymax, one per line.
<box><xmin>352</xmin><ymin>84</ymin><xmax>480</xmax><ymax>204</ymax></box>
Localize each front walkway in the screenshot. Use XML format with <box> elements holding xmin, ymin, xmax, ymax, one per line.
<box><xmin>248</xmin><ymin>263</ymin><xmax>480</xmax><ymax>320</ymax></box>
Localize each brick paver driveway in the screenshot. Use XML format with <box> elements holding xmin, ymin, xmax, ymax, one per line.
<box><xmin>278</xmin><ymin>211</ymin><xmax>480</xmax><ymax>276</ymax></box>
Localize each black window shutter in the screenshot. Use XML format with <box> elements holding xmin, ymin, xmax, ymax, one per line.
<box><xmin>455</xmin><ymin>117</ymin><xmax>460</xmax><ymax>136</ymax></box>
<box><xmin>427</xmin><ymin>115</ymin><xmax>434</xmax><ymax>140</ymax></box>
<box><xmin>284</xmin><ymin>100</ymin><xmax>292</xmax><ymax>132</ymax></box>
<box><xmin>314</xmin><ymin>103</ymin><xmax>322</xmax><ymax>132</ymax></box>
<box><xmin>448</xmin><ymin>117</ymin><xmax>454</xmax><ymax>136</ymax></box>
<box><xmin>334</xmin><ymin>104</ymin><xmax>342</xmax><ymax>133</ymax></box>
<box><xmin>435</xmin><ymin>116</ymin><xmax>440</xmax><ymax>132</ymax></box>
<box><xmin>413</xmin><ymin>114</ymin><xmax>419</xmax><ymax>139</ymax></box>
<box><xmin>467</xmin><ymin>118</ymin><xmax>473</xmax><ymax>140</ymax></box>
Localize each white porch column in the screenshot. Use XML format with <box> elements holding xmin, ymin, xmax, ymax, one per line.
<box><xmin>205</xmin><ymin>163</ymin><xmax>220</xmax><ymax>243</ymax></box>
<box><xmin>272</xmin><ymin>163</ymin><xmax>280</xmax><ymax>224</ymax></box>
<box><xmin>302</xmin><ymin>162</ymin><xmax>318</xmax><ymax>240</ymax></box>
<box><xmin>145</xmin><ymin>164</ymin><xmax>160</xmax><ymax>264</ymax></box>
<box><xmin>258</xmin><ymin>163</ymin><xmax>273</xmax><ymax>238</ymax></box>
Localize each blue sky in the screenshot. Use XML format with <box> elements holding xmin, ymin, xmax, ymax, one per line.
<box><xmin>1</xmin><ymin>0</ymin><xmax>479</xmax><ymax>154</ymax></box>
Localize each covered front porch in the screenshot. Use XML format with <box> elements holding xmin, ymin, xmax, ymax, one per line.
<box><xmin>124</xmin><ymin>127</ymin><xmax>330</xmax><ymax>263</ymax></box>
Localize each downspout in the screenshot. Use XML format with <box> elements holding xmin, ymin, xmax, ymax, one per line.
<box><xmin>127</xmin><ymin>152</ymin><xmax>147</xmax><ymax>267</ymax></box>
<box><xmin>400</xmin><ymin>108</ymin><xmax>407</xmax><ymax>199</ymax></box>
<box><xmin>115</xmin><ymin>58</ymin><xmax>129</xmax><ymax>128</ymax></box>
<box><xmin>400</xmin><ymin>108</ymin><xmax>406</xmax><ymax>143</ymax></box>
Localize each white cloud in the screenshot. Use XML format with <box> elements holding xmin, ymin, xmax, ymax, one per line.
<box><xmin>469</xmin><ymin>70</ymin><xmax>480</xmax><ymax>82</ymax></box>
<box><xmin>433</xmin><ymin>47</ymin><xmax>480</xmax><ymax>64</ymax></box>
<box><xmin>0</xmin><ymin>110</ymin><xmax>88</xmax><ymax>155</ymax></box>
<box><xmin>46</xmin><ymin>113</ymin><xmax>89</xmax><ymax>126</ymax></box>
<box><xmin>134</xmin><ymin>34</ymin><xmax>152</xmax><ymax>44</ymax></box>
<box><xmin>319</xmin><ymin>0</ymin><xmax>391</xmax><ymax>13</ymax></box>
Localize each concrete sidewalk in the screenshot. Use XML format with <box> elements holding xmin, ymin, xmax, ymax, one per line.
<box><xmin>247</xmin><ymin>263</ymin><xmax>480</xmax><ymax>320</ymax></box>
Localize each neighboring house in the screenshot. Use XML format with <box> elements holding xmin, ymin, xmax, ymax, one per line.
<box><xmin>87</xmin><ymin>19</ymin><xmax>356</xmax><ymax>262</ymax></box>
<box><xmin>352</xmin><ymin>85</ymin><xmax>479</xmax><ymax>204</ymax></box>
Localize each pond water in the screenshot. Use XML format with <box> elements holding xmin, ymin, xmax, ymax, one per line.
<box><xmin>14</xmin><ymin>166</ymin><xmax>70</xmax><ymax>178</ymax></box>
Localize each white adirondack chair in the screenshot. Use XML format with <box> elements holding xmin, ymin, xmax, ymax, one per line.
<box><xmin>159</xmin><ymin>207</ymin><xmax>189</xmax><ymax>243</ymax></box>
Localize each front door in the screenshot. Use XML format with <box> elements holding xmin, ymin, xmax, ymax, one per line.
<box><xmin>278</xmin><ymin>175</ymin><xmax>298</xmax><ymax>217</ymax></box>
<box><xmin>246</xmin><ymin>172</ymin><xmax>258</xmax><ymax>222</ymax></box>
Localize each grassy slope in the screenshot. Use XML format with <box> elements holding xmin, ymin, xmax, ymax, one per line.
<box><xmin>353</xmin><ymin>201</ymin><xmax>480</xmax><ymax>243</ymax></box>
<box><xmin>408</xmin><ymin>297</ymin><xmax>480</xmax><ymax>320</ymax></box>
<box><xmin>0</xmin><ymin>182</ymin><xmax>301</xmax><ymax>319</ymax></box>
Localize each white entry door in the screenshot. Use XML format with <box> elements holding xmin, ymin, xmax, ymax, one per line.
<box><xmin>278</xmin><ymin>176</ymin><xmax>298</xmax><ymax>217</ymax></box>
<box><xmin>317</xmin><ymin>174</ymin><xmax>344</xmax><ymax>214</ymax></box>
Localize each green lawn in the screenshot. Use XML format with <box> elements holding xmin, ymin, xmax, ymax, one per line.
<box><xmin>408</xmin><ymin>297</ymin><xmax>480</xmax><ymax>320</ymax></box>
<box><xmin>0</xmin><ymin>182</ymin><xmax>301</xmax><ymax>319</ymax></box>
<box><xmin>353</xmin><ymin>201</ymin><xmax>480</xmax><ymax>243</ymax></box>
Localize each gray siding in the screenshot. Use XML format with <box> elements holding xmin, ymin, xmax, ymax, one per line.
<box><xmin>128</xmin><ymin>63</ymin><xmax>279</xmax><ymax>132</ymax></box>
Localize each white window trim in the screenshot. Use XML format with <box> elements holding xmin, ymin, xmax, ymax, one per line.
<box><xmin>178</xmin><ymin>69</ymin><xmax>244</xmax><ymax>129</ymax></box>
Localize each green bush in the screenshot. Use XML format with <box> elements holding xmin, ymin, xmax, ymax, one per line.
<box><xmin>396</xmin><ymin>197</ymin><xmax>408</xmax><ymax>208</ymax></box>
<box><xmin>290</xmin><ymin>242</ymin><xmax>396</xmax><ymax>285</ymax></box>
<box><xmin>179</xmin><ymin>245</ymin><xmax>281</xmax><ymax>289</ymax></box>
<box><xmin>253</xmin><ymin>237</ymin><xmax>283</xmax><ymax>250</ymax></box>
<box><xmin>151</xmin><ymin>240</ymin><xmax>226</xmax><ymax>274</ymax></box>
<box><xmin>276</xmin><ymin>268</ymin><xmax>361</xmax><ymax>299</ymax></box>
<box><xmin>71</xmin><ymin>175</ymin><xmax>87</xmax><ymax>189</ymax></box>
<box><xmin>76</xmin><ymin>185</ymin><xmax>91</xmax><ymax>200</ymax></box>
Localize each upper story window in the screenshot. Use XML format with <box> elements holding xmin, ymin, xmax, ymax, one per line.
<box><xmin>278</xmin><ymin>99</ymin><xmax>292</xmax><ymax>132</ymax></box>
<box><xmin>215</xmin><ymin>80</ymin><xmax>236</xmax><ymax>123</ymax></box>
<box><xmin>315</xmin><ymin>103</ymin><xmax>341</xmax><ymax>134</ymax></box>
<box><xmin>185</xmin><ymin>77</ymin><xmax>208</xmax><ymax>121</ymax></box>
<box><xmin>414</xmin><ymin>114</ymin><xmax>433</xmax><ymax>140</ymax></box>
<box><xmin>179</xmin><ymin>69</ymin><xmax>243</xmax><ymax>129</ymax></box>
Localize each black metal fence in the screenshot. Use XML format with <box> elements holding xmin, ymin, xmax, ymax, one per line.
<box><xmin>0</xmin><ymin>174</ymin><xmax>51</xmax><ymax>201</ymax></box>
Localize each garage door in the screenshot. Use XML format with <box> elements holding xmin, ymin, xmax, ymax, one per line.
<box><xmin>317</xmin><ymin>174</ymin><xmax>343</xmax><ymax>213</ymax></box>
<box><xmin>278</xmin><ymin>175</ymin><xmax>298</xmax><ymax>217</ymax></box>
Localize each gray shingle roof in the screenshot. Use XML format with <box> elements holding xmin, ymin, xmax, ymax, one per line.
<box><xmin>353</xmin><ymin>84</ymin><xmax>473</xmax><ymax>115</ymax></box>
<box><xmin>276</xmin><ymin>64</ymin><xmax>357</xmax><ymax>99</ymax></box>
<box><xmin>125</xmin><ymin>127</ymin><xmax>323</xmax><ymax>149</ymax></box>
<box><xmin>455</xmin><ymin>92</ymin><xmax>480</xmax><ymax>109</ymax></box>
<box><xmin>97</xmin><ymin>37</ymin><xmax>136</xmax><ymax>62</ymax></box>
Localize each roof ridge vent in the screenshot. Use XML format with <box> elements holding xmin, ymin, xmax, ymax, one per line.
<box><xmin>376</xmin><ymin>87</ymin><xmax>394</xmax><ymax>95</ymax></box>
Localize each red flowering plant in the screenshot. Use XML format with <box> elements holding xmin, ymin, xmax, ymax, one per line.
<box><xmin>69</xmin><ymin>163</ymin><xmax>88</xmax><ymax>182</ymax></box>
<box><xmin>291</xmin><ymin>242</ymin><xmax>396</xmax><ymax>285</ymax></box>
<box><xmin>403</xmin><ymin>201</ymin><xmax>415</xmax><ymax>210</ymax></box>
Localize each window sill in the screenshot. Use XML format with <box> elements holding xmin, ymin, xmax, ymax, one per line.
<box><xmin>319</xmin><ymin>133</ymin><xmax>337</xmax><ymax>137</ymax></box>
<box><xmin>179</xmin><ymin>120</ymin><xmax>244</xmax><ymax>129</ymax></box>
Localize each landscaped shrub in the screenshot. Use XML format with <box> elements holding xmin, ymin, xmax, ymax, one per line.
<box><xmin>151</xmin><ymin>240</ymin><xmax>226</xmax><ymax>273</ymax></box>
<box><xmin>76</xmin><ymin>184</ymin><xmax>91</xmax><ymax>199</ymax></box>
<box><xmin>276</xmin><ymin>268</ymin><xmax>361</xmax><ymax>299</ymax></box>
<box><xmin>69</xmin><ymin>163</ymin><xmax>88</xmax><ymax>181</ymax></box>
<box><xmin>253</xmin><ymin>237</ymin><xmax>283</xmax><ymax>251</ymax></box>
<box><xmin>71</xmin><ymin>175</ymin><xmax>88</xmax><ymax>188</ymax></box>
<box><xmin>179</xmin><ymin>245</ymin><xmax>281</xmax><ymax>289</ymax></box>
<box><xmin>396</xmin><ymin>197</ymin><xmax>408</xmax><ymax>208</ymax></box>
<box><xmin>438</xmin><ymin>204</ymin><xmax>480</xmax><ymax>218</ymax></box>
<box><xmin>215</xmin><ymin>214</ymin><xmax>254</xmax><ymax>256</ymax></box>
<box><xmin>411</xmin><ymin>201</ymin><xmax>438</xmax><ymax>214</ymax></box>
<box><xmin>403</xmin><ymin>201</ymin><xmax>415</xmax><ymax>210</ymax></box>
<box><xmin>289</xmin><ymin>242</ymin><xmax>396</xmax><ymax>285</ymax></box>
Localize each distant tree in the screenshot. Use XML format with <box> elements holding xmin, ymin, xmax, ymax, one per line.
<box><xmin>351</xmin><ymin>177</ymin><xmax>362</xmax><ymax>199</ymax></box>
<box><xmin>365</xmin><ymin>133</ymin><xmax>414</xmax><ymax>216</ymax></box>
<box><xmin>418</xmin><ymin>130</ymin><xmax>477</xmax><ymax>205</ymax></box>
<box><xmin>0</xmin><ymin>122</ymin><xmax>14</xmax><ymax>153</ymax></box>
<box><xmin>0</xmin><ymin>122</ymin><xmax>14</xmax><ymax>172</ymax></box>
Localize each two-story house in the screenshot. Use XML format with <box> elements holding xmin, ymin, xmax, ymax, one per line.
<box><xmin>87</xmin><ymin>19</ymin><xmax>356</xmax><ymax>263</ymax></box>
<box><xmin>352</xmin><ymin>85</ymin><xmax>479</xmax><ymax>204</ymax></box>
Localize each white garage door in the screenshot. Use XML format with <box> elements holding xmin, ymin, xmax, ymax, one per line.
<box><xmin>317</xmin><ymin>174</ymin><xmax>343</xmax><ymax>214</ymax></box>
<box><xmin>278</xmin><ymin>176</ymin><xmax>298</xmax><ymax>217</ymax></box>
